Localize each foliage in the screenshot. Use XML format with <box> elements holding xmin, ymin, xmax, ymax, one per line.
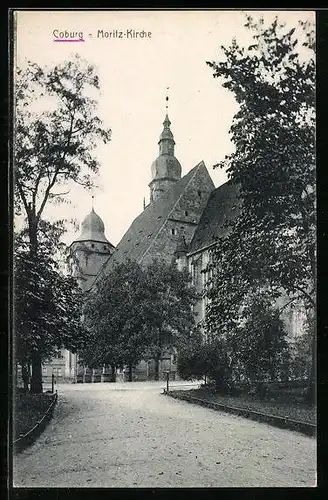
<box><xmin>15</xmin><ymin>54</ymin><xmax>111</xmax><ymax>221</ymax></box>
<box><xmin>206</xmin><ymin>16</ymin><xmax>315</xmax><ymax>317</ymax></box>
<box><xmin>143</xmin><ymin>259</ymin><xmax>199</xmax><ymax>379</ymax></box>
<box><xmin>204</xmin><ymin>16</ymin><xmax>315</xmax><ymax>396</ymax></box>
<box><xmin>14</xmin><ymin>55</ymin><xmax>110</xmax><ymax>392</ymax></box>
<box><xmin>81</xmin><ymin>259</ymin><xmax>198</xmax><ymax>380</ymax></box>
<box><xmin>14</xmin><ymin>232</ymin><xmax>87</xmax><ymax>373</ymax></box>
<box><xmin>81</xmin><ymin>260</ymin><xmax>151</xmax><ymax>376</ymax></box>
<box><xmin>177</xmin><ymin>331</ymin><xmax>209</xmax><ymax>381</ymax></box>
<box><xmin>289</xmin><ymin>317</ymin><xmax>313</xmax><ymax>381</ymax></box>
<box><xmin>236</xmin><ymin>294</ymin><xmax>290</xmax><ymax>387</ymax></box>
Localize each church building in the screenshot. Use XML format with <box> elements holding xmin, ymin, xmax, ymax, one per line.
<box><xmin>42</xmin><ymin>110</ymin><xmax>305</xmax><ymax>384</ymax></box>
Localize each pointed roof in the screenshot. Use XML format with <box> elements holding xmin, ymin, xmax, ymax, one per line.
<box><xmin>159</xmin><ymin>114</ymin><xmax>174</xmax><ymax>142</ymax></box>
<box><xmin>75</xmin><ymin>207</ymin><xmax>110</xmax><ymax>244</ymax></box>
<box><xmin>151</xmin><ymin>113</ymin><xmax>181</xmax><ymax>185</ymax></box>
<box><xmin>95</xmin><ymin>161</ymin><xmax>211</xmax><ymax>282</ymax></box>
<box><xmin>188</xmin><ymin>180</ymin><xmax>241</xmax><ymax>254</ymax></box>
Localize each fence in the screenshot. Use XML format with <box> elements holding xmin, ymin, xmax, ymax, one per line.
<box><xmin>162</xmin><ymin>373</ymin><xmax>202</xmax><ymax>393</ymax></box>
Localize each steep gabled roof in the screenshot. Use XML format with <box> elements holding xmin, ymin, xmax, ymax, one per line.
<box><xmin>97</xmin><ymin>162</ymin><xmax>207</xmax><ymax>280</ymax></box>
<box><xmin>188</xmin><ymin>180</ymin><xmax>240</xmax><ymax>254</ymax></box>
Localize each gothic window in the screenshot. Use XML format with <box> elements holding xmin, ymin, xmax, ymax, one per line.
<box><xmin>198</xmin><ymin>190</ymin><xmax>202</xmax><ymax>198</ymax></box>
<box><xmin>192</xmin><ymin>255</ymin><xmax>203</xmax><ymax>288</ymax></box>
<box><xmin>185</xmin><ymin>210</ymin><xmax>189</xmax><ymax>216</ymax></box>
<box><xmin>171</xmin><ymin>228</ymin><xmax>177</xmax><ymax>235</ymax></box>
<box><xmin>103</xmin><ymin>245</ymin><xmax>107</xmax><ymax>250</ymax></box>
<box><xmin>91</xmin><ymin>244</ymin><xmax>95</xmax><ymax>249</ymax></box>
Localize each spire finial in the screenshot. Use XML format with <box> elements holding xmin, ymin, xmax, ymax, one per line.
<box><xmin>163</xmin><ymin>87</ymin><xmax>171</xmax><ymax>129</ymax></box>
<box><xmin>165</xmin><ymin>86</ymin><xmax>170</xmax><ymax>113</ymax></box>
<box><xmin>91</xmin><ymin>195</ymin><xmax>95</xmax><ymax>211</ymax></box>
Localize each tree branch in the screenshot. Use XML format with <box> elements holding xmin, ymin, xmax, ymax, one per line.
<box><xmin>16</xmin><ymin>178</ymin><xmax>31</xmax><ymax>218</ymax></box>
<box><xmin>36</xmin><ymin>110</ymin><xmax>76</xmax><ymax>223</ymax></box>
<box><xmin>292</xmin><ymin>284</ymin><xmax>315</xmax><ymax>308</ymax></box>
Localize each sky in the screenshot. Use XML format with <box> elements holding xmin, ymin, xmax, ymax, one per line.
<box><xmin>14</xmin><ymin>9</ymin><xmax>314</xmax><ymax>246</ymax></box>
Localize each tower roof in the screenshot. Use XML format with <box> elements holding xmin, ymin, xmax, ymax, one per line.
<box><xmin>159</xmin><ymin>114</ymin><xmax>174</xmax><ymax>142</ymax></box>
<box><xmin>92</xmin><ymin>161</ymin><xmax>214</xmax><ymax>286</ymax></box>
<box><xmin>151</xmin><ymin>113</ymin><xmax>181</xmax><ymax>183</ymax></box>
<box><xmin>75</xmin><ymin>207</ymin><xmax>110</xmax><ymax>244</ymax></box>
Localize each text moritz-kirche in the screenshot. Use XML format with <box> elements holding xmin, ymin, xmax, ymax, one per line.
<box><xmin>97</xmin><ymin>29</ymin><xmax>152</xmax><ymax>39</ymax></box>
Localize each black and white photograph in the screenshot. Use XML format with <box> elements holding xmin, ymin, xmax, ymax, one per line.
<box><xmin>12</xmin><ymin>9</ymin><xmax>316</xmax><ymax>488</ymax></box>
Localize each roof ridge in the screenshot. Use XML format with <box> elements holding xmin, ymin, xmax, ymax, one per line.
<box><xmin>139</xmin><ymin>162</ymin><xmax>205</xmax><ymax>263</ymax></box>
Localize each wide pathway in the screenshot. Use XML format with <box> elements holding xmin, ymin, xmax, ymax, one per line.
<box><xmin>13</xmin><ymin>381</ymin><xmax>316</xmax><ymax>488</ymax></box>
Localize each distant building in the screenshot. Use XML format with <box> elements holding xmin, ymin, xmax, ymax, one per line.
<box><xmin>42</xmin><ymin>112</ymin><xmax>306</xmax><ymax>384</ymax></box>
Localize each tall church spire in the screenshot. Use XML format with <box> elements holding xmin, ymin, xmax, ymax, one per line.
<box><xmin>149</xmin><ymin>90</ymin><xmax>182</xmax><ymax>202</ymax></box>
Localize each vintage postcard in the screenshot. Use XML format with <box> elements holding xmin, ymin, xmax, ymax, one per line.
<box><xmin>12</xmin><ymin>9</ymin><xmax>316</xmax><ymax>488</ymax></box>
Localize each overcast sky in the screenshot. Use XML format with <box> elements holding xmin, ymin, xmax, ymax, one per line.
<box><xmin>15</xmin><ymin>10</ymin><xmax>314</xmax><ymax>246</ymax></box>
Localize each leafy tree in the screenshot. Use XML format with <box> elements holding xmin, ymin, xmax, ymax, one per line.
<box><xmin>289</xmin><ymin>312</ymin><xmax>314</xmax><ymax>381</ymax></box>
<box><xmin>206</xmin><ymin>16</ymin><xmax>315</xmax><ymax>398</ymax></box>
<box><xmin>81</xmin><ymin>259</ymin><xmax>199</xmax><ymax>382</ymax></box>
<box><xmin>177</xmin><ymin>330</ymin><xmax>209</xmax><ymax>381</ymax></box>
<box><xmin>14</xmin><ymin>55</ymin><xmax>111</xmax><ymax>391</ymax></box>
<box><xmin>81</xmin><ymin>260</ymin><xmax>152</xmax><ymax>381</ymax></box>
<box><xmin>236</xmin><ymin>295</ymin><xmax>290</xmax><ymax>391</ymax></box>
<box><xmin>14</xmin><ymin>229</ymin><xmax>87</xmax><ymax>392</ymax></box>
<box><xmin>143</xmin><ymin>260</ymin><xmax>199</xmax><ymax>380</ymax></box>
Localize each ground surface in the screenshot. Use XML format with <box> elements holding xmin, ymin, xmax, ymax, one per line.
<box><xmin>13</xmin><ymin>381</ymin><xmax>316</xmax><ymax>488</ymax></box>
<box><xmin>181</xmin><ymin>388</ymin><xmax>316</xmax><ymax>424</ymax></box>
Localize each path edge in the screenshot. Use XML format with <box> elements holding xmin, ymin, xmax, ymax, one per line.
<box><xmin>13</xmin><ymin>391</ymin><xmax>58</xmax><ymax>454</ymax></box>
<box><xmin>163</xmin><ymin>390</ymin><xmax>316</xmax><ymax>437</ymax></box>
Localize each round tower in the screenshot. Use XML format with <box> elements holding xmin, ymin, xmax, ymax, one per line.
<box><xmin>149</xmin><ymin>114</ymin><xmax>182</xmax><ymax>202</ymax></box>
<box><xmin>69</xmin><ymin>207</ymin><xmax>115</xmax><ymax>292</ymax></box>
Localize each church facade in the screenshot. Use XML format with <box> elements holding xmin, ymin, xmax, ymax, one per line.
<box><xmin>41</xmin><ymin>112</ymin><xmax>305</xmax><ymax>384</ymax></box>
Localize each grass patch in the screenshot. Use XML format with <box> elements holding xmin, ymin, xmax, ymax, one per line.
<box><xmin>13</xmin><ymin>391</ymin><xmax>55</xmax><ymax>440</ymax></box>
<box><xmin>179</xmin><ymin>388</ymin><xmax>316</xmax><ymax>425</ymax></box>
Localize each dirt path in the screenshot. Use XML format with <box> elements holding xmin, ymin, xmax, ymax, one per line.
<box><xmin>13</xmin><ymin>382</ymin><xmax>316</xmax><ymax>487</ymax></box>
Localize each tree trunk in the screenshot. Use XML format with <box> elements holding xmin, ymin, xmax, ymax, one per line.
<box><xmin>30</xmin><ymin>352</ymin><xmax>43</xmax><ymax>393</ymax></box>
<box><xmin>154</xmin><ymin>355</ymin><xmax>160</xmax><ymax>381</ymax></box>
<box><xmin>111</xmin><ymin>364</ymin><xmax>116</xmax><ymax>382</ymax></box>
<box><xmin>29</xmin><ymin>220</ymin><xmax>44</xmax><ymax>394</ymax></box>
<box><xmin>128</xmin><ymin>362</ymin><xmax>133</xmax><ymax>382</ymax></box>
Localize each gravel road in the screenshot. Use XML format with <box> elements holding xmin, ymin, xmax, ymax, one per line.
<box><xmin>13</xmin><ymin>381</ymin><xmax>316</xmax><ymax>488</ymax></box>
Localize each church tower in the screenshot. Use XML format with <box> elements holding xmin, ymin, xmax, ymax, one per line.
<box><xmin>149</xmin><ymin>114</ymin><xmax>182</xmax><ymax>202</ymax></box>
<box><xmin>69</xmin><ymin>206</ymin><xmax>115</xmax><ymax>292</ymax></box>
